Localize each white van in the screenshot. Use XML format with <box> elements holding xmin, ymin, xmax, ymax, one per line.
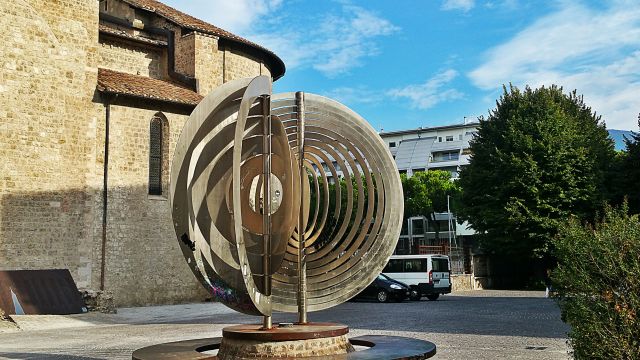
<box><xmin>382</xmin><ymin>254</ymin><xmax>451</xmax><ymax>301</ymax></box>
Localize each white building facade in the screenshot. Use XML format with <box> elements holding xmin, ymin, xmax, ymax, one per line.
<box><xmin>380</xmin><ymin>122</ymin><xmax>479</xmax><ymax>178</ymax></box>
<box><xmin>380</xmin><ymin>122</ymin><xmax>479</xmax><ymax>274</ymax></box>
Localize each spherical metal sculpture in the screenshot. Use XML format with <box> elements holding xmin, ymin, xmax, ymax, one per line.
<box><xmin>169</xmin><ymin>76</ymin><xmax>403</xmax><ymax>321</ymax></box>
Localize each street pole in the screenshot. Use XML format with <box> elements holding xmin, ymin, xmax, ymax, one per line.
<box><xmin>447</xmin><ymin>195</ymin><xmax>452</xmax><ymax>259</ymax></box>
<box><xmin>262</xmin><ymin>95</ymin><xmax>272</xmax><ymax>330</ymax></box>
<box><xmin>296</xmin><ymin>91</ymin><xmax>308</xmax><ymax>324</ymax></box>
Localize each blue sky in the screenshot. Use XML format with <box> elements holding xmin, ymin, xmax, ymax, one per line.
<box><xmin>163</xmin><ymin>0</ymin><xmax>640</xmax><ymax>131</ymax></box>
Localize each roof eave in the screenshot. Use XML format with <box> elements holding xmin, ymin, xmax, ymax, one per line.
<box><xmin>97</xmin><ymin>87</ymin><xmax>200</xmax><ymax>107</ymax></box>
<box><xmin>120</xmin><ymin>0</ymin><xmax>286</xmax><ymax>80</ymax></box>
<box><xmin>380</xmin><ymin>122</ymin><xmax>480</xmax><ymax>137</ymax></box>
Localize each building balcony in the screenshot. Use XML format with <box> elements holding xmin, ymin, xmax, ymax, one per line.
<box><xmin>428</xmin><ymin>160</ymin><xmax>460</xmax><ymax>168</ymax></box>
<box><xmin>431</xmin><ymin>140</ymin><xmax>464</xmax><ymax>150</ymax></box>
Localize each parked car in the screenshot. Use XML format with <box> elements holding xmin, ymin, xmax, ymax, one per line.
<box><xmin>383</xmin><ymin>254</ymin><xmax>452</xmax><ymax>301</ymax></box>
<box><xmin>355</xmin><ymin>274</ymin><xmax>411</xmax><ymax>303</ymax></box>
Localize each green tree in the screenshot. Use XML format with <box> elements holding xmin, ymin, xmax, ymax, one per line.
<box><xmin>552</xmin><ymin>204</ymin><xmax>640</xmax><ymax>359</ymax></box>
<box><xmin>402</xmin><ymin>170</ymin><xmax>462</xmax><ymax>240</ymax></box>
<box><xmin>621</xmin><ymin>115</ymin><xmax>640</xmax><ymax>214</ymax></box>
<box><xmin>401</xmin><ymin>173</ymin><xmax>431</xmax><ymax>218</ymax></box>
<box><xmin>458</xmin><ymin>85</ymin><xmax>615</xmax><ymax>259</ymax></box>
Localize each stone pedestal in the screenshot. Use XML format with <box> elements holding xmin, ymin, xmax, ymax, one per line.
<box><xmin>217</xmin><ymin>323</ymin><xmax>354</xmax><ymax>359</ymax></box>
<box><xmin>132</xmin><ymin>333</ymin><xmax>437</xmax><ymax>360</ymax></box>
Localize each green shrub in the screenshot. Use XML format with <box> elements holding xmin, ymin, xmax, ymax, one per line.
<box><xmin>552</xmin><ymin>204</ymin><xmax>640</xmax><ymax>359</ymax></box>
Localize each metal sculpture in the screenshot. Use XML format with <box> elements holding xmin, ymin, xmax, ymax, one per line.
<box><xmin>170</xmin><ymin>76</ymin><xmax>403</xmax><ymax>328</ymax></box>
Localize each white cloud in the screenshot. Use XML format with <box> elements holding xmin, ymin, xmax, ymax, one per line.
<box><xmin>441</xmin><ymin>0</ymin><xmax>475</xmax><ymax>12</ymax></box>
<box><xmin>484</xmin><ymin>0</ymin><xmax>518</xmax><ymax>10</ymax></box>
<box><xmin>164</xmin><ymin>0</ymin><xmax>283</xmax><ymax>34</ymax></box>
<box><xmin>162</xmin><ymin>1</ymin><xmax>398</xmax><ymax>77</ymax></box>
<box><xmin>387</xmin><ymin>69</ymin><xmax>464</xmax><ymax>109</ymax></box>
<box><xmin>324</xmin><ymin>86</ymin><xmax>385</xmax><ymax>105</ymax></box>
<box><xmin>324</xmin><ymin>69</ymin><xmax>464</xmax><ymax>110</ymax></box>
<box><xmin>469</xmin><ymin>2</ymin><xmax>640</xmax><ymax>130</ymax></box>
<box><xmin>248</xmin><ymin>5</ymin><xmax>399</xmax><ymax>77</ymax></box>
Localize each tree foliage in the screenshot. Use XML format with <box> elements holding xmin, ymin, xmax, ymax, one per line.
<box><xmin>401</xmin><ymin>170</ymin><xmax>461</xmax><ymax>219</ymax></box>
<box><xmin>309</xmin><ymin>175</ymin><xmax>368</xmax><ymax>249</ymax></box>
<box><xmin>458</xmin><ymin>85</ymin><xmax>615</xmax><ymax>258</ymax></box>
<box><xmin>552</xmin><ymin>204</ymin><xmax>640</xmax><ymax>359</ymax></box>
<box><xmin>620</xmin><ymin>115</ymin><xmax>640</xmax><ymax>214</ymax></box>
<box><xmin>401</xmin><ymin>172</ymin><xmax>431</xmax><ymax>219</ymax></box>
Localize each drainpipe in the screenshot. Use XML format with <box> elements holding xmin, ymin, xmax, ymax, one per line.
<box><xmin>100</xmin><ymin>94</ymin><xmax>115</xmax><ymax>291</ymax></box>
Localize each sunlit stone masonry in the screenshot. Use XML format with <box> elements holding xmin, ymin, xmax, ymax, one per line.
<box><xmin>0</xmin><ymin>0</ymin><xmax>285</xmax><ymax>306</ymax></box>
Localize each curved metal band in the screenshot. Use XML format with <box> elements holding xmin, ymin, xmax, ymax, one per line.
<box><xmin>171</xmin><ymin>79</ymin><xmax>403</xmax><ymax>316</ymax></box>
<box><xmin>270</xmin><ymin>93</ymin><xmax>403</xmax><ymax>312</ymax></box>
<box><xmin>233</xmin><ymin>76</ymin><xmax>273</xmax><ymax>316</ymax></box>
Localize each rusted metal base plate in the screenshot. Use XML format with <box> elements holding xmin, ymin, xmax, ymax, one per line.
<box><xmin>349</xmin><ymin>335</ymin><xmax>437</xmax><ymax>359</ymax></box>
<box><xmin>132</xmin><ymin>335</ymin><xmax>436</xmax><ymax>360</ymax></box>
<box><xmin>133</xmin><ymin>337</ymin><xmax>219</xmax><ymax>360</ymax></box>
<box><xmin>0</xmin><ymin>269</ymin><xmax>85</xmax><ymax>315</ymax></box>
<box><xmin>222</xmin><ymin>322</ymin><xmax>348</xmax><ymax>341</ymax></box>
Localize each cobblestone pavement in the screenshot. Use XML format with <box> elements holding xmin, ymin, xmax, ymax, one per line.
<box><xmin>0</xmin><ymin>290</ymin><xmax>570</xmax><ymax>359</ymax></box>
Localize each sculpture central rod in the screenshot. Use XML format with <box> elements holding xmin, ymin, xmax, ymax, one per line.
<box><xmin>262</xmin><ymin>95</ymin><xmax>272</xmax><ymax>330</ymax></box>
<box><xmin>296</xmin><ymin>91</ymin><xmax>308</xmax><ymax>324</ymax></box>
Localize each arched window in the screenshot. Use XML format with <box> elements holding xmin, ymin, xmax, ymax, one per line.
<box><xmin>149</xmin><ymin>114</ymin><xmax>168</xmax><ymax>195</ymax></box>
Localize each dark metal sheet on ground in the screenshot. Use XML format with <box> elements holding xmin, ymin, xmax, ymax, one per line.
<box><xmin>0</xmin><ymin>269</ymin><xmax>85</xmax><ymax>315</ymax></box>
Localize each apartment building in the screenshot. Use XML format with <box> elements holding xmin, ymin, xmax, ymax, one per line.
<box><xmin>380</xmin><ymin>122</ymin><xmax>479</xmax><ymax>274</ymax></box>
<box><xmin>380</xmin><ymin>122</ymin><xmax>479</xmax><ymax>177</ymax></box>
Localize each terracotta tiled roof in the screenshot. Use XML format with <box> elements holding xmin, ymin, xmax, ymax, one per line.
<box><xmin>120</xmin><ymin>0</ymin><xmax>285</xmax><ymax>79</ymax></box>
<box><xmin>97</xmin><ymin>68</ymin><xmax>203</xmax><ymax>106</ymax></box>
<box><xmin>99</xmin><ymin>23</ymin><xmax>168</xmax><ymax>46</ymax></box>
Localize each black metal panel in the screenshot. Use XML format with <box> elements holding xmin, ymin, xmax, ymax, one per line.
<box><xmin>0</xmin><ymin>269</ymin><xmax>85</xmax><ymax>315</ymax></box>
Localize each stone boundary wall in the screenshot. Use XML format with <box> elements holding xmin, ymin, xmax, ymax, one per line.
<box><xmin>451</xmin><ymin>274</ymin><xmax>474</xmax><ymax>291</ymax></box>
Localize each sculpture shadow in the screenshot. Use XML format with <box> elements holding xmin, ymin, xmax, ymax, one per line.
<box><xmin>0</xmin><ymin>187</ymin><xmax>208</xmax><ymax>310</ymax></box>
<box><xmin>0</xmin><ymin>353</ymin><xmax>104</xmax><ymax>360</ymax></box>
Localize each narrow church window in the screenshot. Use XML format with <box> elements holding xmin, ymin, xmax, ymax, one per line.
<box><xmin>149</xmin><ymin>117</ymin><xmax>164</xmax><ymax>195</ymax></box>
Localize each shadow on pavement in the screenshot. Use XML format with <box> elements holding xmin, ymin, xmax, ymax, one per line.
<box><xmin>0</xmin><ymin>353</ymin><xmax>104</xmax><ymax>360</ymax></box>
<box><xmin>284</xmin><ymin>295</ymin><xmax>570</xmax><ymax>339</ymax></box>
<box><xmin>109</xmin><ymin>295</ymin><xmax>569</xmax><ymax>339</ymax></box>
<box><xmin>4</xmin><ymin>294</ymin><xmax>568</xmax><ymax>341</ymax></box>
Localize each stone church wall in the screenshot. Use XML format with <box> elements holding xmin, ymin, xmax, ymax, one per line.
<box><xmin>99</xmin><ymin>38</ymin><xmax>165</xmax><ymax>78</ymax></box>
<box><xmin>175</xmin><ymin>32</ymin><xmax>196</xmax><ymax>77</ymax></box>
<box><xmin>0</xmin><ymin>0</ymin><xmax>100</xmax><ymax>289</ymax></box>
<box><xmin>223</xmin><ymin>48</ymin><xmax>266</xmax><ymax>83</ymax></box>
<box><xmin>191</xmin><ymin>33</ymin><xmax>272</xmax><ymax>96</ymax></box>
<box><xmin>96</xmin><ymin>105</ymin><xmax>208</xmax><ymax>306</ymax></box>
<box><xmin>193</xmin><ymin>33</ymin><xmax>224</xmax><ymax>95</ymax></box>
<box><xmin>0</xmin><ymin>0</ymin><xmax>277</xmax><ymax>306</ymax></box>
